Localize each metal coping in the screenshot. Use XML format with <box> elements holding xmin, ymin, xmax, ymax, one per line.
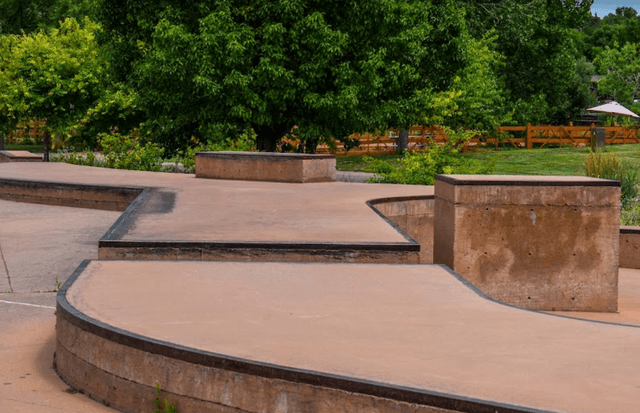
<box><xmin>435</xmin><ymin>174</ymin><xmax>621</xmax><ymax>187</ymax></box>
<box><xmin>56</xmin><ymin>260</ymin><xmax>550</xmax><ymax>413</ymax></box>
<box><xmin>195</xmin><ymin>151</ymin><xmax>336</xmax><ymax>160</ymax></box>
<box><xmin>98</xmin><ymin>239</ymin><xmax>419</xmax><ymax>252</ymax></box>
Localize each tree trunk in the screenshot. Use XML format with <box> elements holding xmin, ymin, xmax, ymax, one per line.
<box><xmin>0</xmin><ymin>137</ymin><xmax>4</xmax><ymax>151</ymax></box>
<box><xmin>43</xmin><ymin>130</ymin><xmax>50</xmax><ymax>162</ymax></box>
<box><xmin>254</xmin><ymin>124</ymin><xmax>289</xmax><ymax>152</ymax></box>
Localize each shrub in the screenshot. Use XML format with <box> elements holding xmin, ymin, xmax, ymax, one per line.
<box><xmin>365</xmin><ymin>136</ymin><xmax>498</xmax><ymax>186</ymax></box>
<box><xmin>98</xmin><ymin>133</ymin><xmax>164</xmax><ymax>171</ymax></box>
<box><xmin>584</xmin><ymin>150</ymin><xmax>638</xmax><ymax>208</ymax></box>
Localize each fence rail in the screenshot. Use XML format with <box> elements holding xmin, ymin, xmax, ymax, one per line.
<box><xmin>315</xmin><ymin>123</ymin><xmax>640</xmax><ymax>155</ymax></box>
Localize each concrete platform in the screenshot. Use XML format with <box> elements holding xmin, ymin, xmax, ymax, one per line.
<box><xmin>0</xmin><ymin>163</ymin><xmax>431</xmax><ymax>263</ymax></box>
<box><xmin>58</xmin><ymin>260</ymin><xmax>640</xmax><ymax>413</ymax></box>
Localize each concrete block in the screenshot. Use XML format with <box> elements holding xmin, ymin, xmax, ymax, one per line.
<box><xmin>433</xmin><ymin>175</ymin><xmax>620</xmax><ymax>312</ymax></box>
<box><xmin>195</xmin><ymin>151</ymin><xmax>336</xmax><ymax>183</ymax></box>
<box><xmin>0</xmin><ymin>150</ymin><xmax>42</xmax><ymax>162</ymax></box>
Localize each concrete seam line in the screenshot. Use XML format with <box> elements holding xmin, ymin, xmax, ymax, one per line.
<box><xmin>0</xmin><ymin>238</ymin><xmax>13</xmax><ymax>293</ymax></box>
<box><xmin>0</xmin><ymin>299</ymin><xmax>55</xmax><ymax>309</ymax></box>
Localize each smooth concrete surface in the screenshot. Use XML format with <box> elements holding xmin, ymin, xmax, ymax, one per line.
<box><xmin>434</xmin><ymin>175</ymin><xmax>621</xmax><ymax>312</ymax></box>
<box><xmin>620</xmin><ymin>227</ymin><xmax>640</xmax><ymax>269</ymax></box>
<box><xmin>0</xmin><ymin>150</ymin><xmax>42</xmax><ymax>162</ymax></box>
<box><xmin>61</xmin><ymin>260</ymin><xmax>640</xmax><ymax>413</ymax></box>
<box><xmin>0</xmin><ymin>163</ymin><xmax>427</xmax><ymax>244</ymax></box>
<box><xmin>0</xmin><ymin>200</ymin><xmax>121</xmax><ymax>292</ymax></box>
<box><xmin>195</xmin><ymin>151</ymin><xmax>337</xmax><ymax>183</ymax></box>
<box><xmin>0</xmin><ymin>200</ymin><xmax>120</xmax><ymax>413</ymax></box>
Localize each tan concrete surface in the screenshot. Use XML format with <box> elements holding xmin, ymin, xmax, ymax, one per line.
<box><xmin>66</xmin><ymin>260</ymin><xmax>640</xmax><ymax>413</ymax></box>
<box><xmin>0</xmin><ymin>301</ymin><xmax>115</xmax><ymax>413</ymax></box>
<box><xmin>0</xmin><ymin>200</ymin><xmax>121</xmax><ymax>413</ymax></box>
<box><xmin>434</xmin><ymin>175</ymin><xmax>620</xmax><ymax>311</ymax></box>
<box><xmin>0</xmin><ymin>163</ymin><xmax>430</xmax><ymax>244</ymax></box>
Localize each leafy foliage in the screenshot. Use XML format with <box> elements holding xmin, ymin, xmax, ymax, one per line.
<box><xmin>366</xmin><ymin>129</ymin><xmax>498</xmax><ymax>185</ymax></box>
<box><xmin>594</xmin><ymin>42</ymin><xmax>640</xmax><ymax>110</ymax></box>
<box><xmin>97</xmin><ymin>0</ymin><xmax>468</xmax><ymax>152</ymax></box>
<box><xmin>462</xmin><ymin>0</ymin><xmax>593</xmax><ymax>125</ymax></box>
<box><xmin>584</xmin><ymin>150</ymin><xmax>638</xmax><ymax>207</ymax></box>
<box><xmin>0</xmin><ymin>18</ymin><xmax>105</xmax><ymax>143</ymax></box>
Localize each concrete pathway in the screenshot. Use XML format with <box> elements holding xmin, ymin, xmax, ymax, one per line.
<box><xmin>0</xmin><ymin>200</ymin><xmax>119</xmax><ymax>412</ymax></box>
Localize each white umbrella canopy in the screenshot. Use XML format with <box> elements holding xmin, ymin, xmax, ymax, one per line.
<box><xmin>587</xmin><ymin>101</ymin><xmax>639</xmax><ymax>118</ymax></box>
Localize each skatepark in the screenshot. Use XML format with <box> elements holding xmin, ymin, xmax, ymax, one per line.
<box><xmin>1</xmin><ymin>154</ymin><xmax>639</xmax><ymax>413</ymax></box>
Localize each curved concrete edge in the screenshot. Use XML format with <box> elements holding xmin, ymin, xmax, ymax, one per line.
<box><xmin>369</xmin><ymin>195</ymin><xmax>435</xmax><ymax>263</ymax></box>
<box><xmin>55</xmin><ymin>260</ymin><xmax>549</xmax><ymax>413</ymax></box>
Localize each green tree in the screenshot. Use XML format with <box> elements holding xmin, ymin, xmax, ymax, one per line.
<box><xmin>583</xmin><ymin>7</ymin><xmax>640</xmax><ymax>61</ymax></box>
<box><xmin>0</xmin><ymin>0</ymin><xmax>98</xmax><ymax>34</ymax></box>
<box><xmin>0</xmin><ymin>18</ymin><xmax>106</xmax><ymax>157</ymax></box>
<box><xmin>462</xmin><ymin>0</ymin><xmax>593</xmax><ymax>125</ymax></box>
<box><xmin>594</xmin><ymin>42</ymin><xmax>640</xmax><ymax>109</ymax></box>
<box><xmin>97</xmin><ymin>0</ymin><xmax>468</xmax><ymax>152</ymax></box>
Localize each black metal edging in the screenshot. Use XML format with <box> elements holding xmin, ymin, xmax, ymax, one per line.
<box><xmin>98</xmin><ymin>239</ymin><xmax>419</xmax><ymax>251</ymax></box>
<box><xmin>435</xmin><ymin>174</ymin><xmax>621</xmax><ymax>187</ymax></box>
<box><xmin>195</xmin><ymin>151</ymin><xmax>336</xmax><ymax>160</ymax></box>
<box><xmin>57</xmin><ymin>260</ymin><xmax>551</xmax><ymax>413</ymax></box>
<box><xmin>100</xmin><ymin>187</ymin><xmax>153</xmax><ymax>241</ymax></box>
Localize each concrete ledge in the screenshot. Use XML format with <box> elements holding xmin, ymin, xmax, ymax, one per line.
<box><xmin>620</xmin><ymin>227</ymin><xmax>640</xmax><ymax>269</ymax></box>
<box><xmin>0</xmin><ymin>150</ymin><xmax>42</xmax><ymax>162</ymax></box>
<box><xmin>195</xmin><ymin>151</ymin><xmax>336</xmax><ymax>183</ymax></box>
<box><xmin>434</xmin><ymin>175</ymin><xmax>620</xmax><ymax>312</ymax></box>
<box><xmin>0</xmin><ymin>178</ymin><xmax>143</xmax><ymax>211</ymax></box>
<box><xmin>55</xmin><ymin>260</ymin><xmax>547</xmax><ymax>413</ymax></box>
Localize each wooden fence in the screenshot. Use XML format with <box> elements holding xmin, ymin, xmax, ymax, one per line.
<box><xmin>314</xmin><ymin>123</ymin><xmax>640</xmax><ymax>155</ymax></box>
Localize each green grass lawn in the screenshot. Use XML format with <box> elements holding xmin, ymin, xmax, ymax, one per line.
<box><xmin>2</xmin><ymin>144</ymin><xmax>44</xmax><ymax>152</ymax></box>
<box><xmin>337</xmin><ymin>144</ymin><xmax>640</xmax><ymax>176</ymax></box>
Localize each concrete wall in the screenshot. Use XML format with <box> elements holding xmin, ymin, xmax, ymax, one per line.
<box><xmin>620</xmin><ymin>227</ymin><xmax>640</xmax><ymax>269</ymax></box>
<box><xmin>56</xmin><ymin>313</ymin><xmax>459</xmax><ymax>413</ymax></box>
<box><xmin>195</xmin><ymin>152</ymin><xmax>336</xmax><ymax>183</ymax></box>
<box><xmin>370</xmin><ymin>196</ymin><xmax>434</xmax><ymax>263</ymax></box>
<box><xmin>0</xmin><ymin>179</ymin><xmax>142</xmax><ymax>211</ymax></box>
<box><xmin>433</xmin><ymin>175</ymin><xmax>621</xmax><ymax>312</ymax></box>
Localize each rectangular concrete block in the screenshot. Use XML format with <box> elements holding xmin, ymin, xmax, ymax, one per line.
<box><xmin>0</xmin><ymin>150</ymin><xmax>42</xmax><ymax>162</ymax></box>
<box><xmin>195</xmin><ymin>152</ymin><xmax>336</xmax><ymax>183</ymax></box>
<box><xmin>434</xmin><ymin>175</ymin><xmax>620</xmax><ymax>312</ymax></box>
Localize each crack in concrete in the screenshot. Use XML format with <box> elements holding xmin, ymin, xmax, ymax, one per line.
<box><xmin>0</xmin><ymin>237</ymin><xmax>13</xmax><ymax>293</ymax></box>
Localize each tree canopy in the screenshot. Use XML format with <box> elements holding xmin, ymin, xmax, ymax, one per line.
<box><xmin>97</xmin><ymin>0</ymin><xmax>469</xmax><ymax>151</ymax></box>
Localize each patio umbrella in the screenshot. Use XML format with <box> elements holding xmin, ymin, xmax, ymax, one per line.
<box><xmin>587</xmin><ymin>101</ymin><xmax>639</xmax><ymax>118</ymax></box>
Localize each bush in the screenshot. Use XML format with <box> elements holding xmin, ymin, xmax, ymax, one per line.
<box><xmin>584</xmin><ymin>150</ymin><xmax>638</xmax><ymax>208</ymax></box>
<box><xmin>99</xmin><ymin>133</ymin><xmax>164</xmax><ymax>171</ymax></box>
<box><xmin>365</xmin><ymin>136</ymin><xmax>498</xmax><ymax>186</ymax></box>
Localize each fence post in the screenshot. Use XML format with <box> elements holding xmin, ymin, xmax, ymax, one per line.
<box><xmin>397</xmin><ymin>130</ymin><xmax>409</xmax><ymax>153</ymax></box>
<box><xmin>526</xmin><ymin>123</ymin><xmax>532</xmax><ymax>149</ymax></box>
